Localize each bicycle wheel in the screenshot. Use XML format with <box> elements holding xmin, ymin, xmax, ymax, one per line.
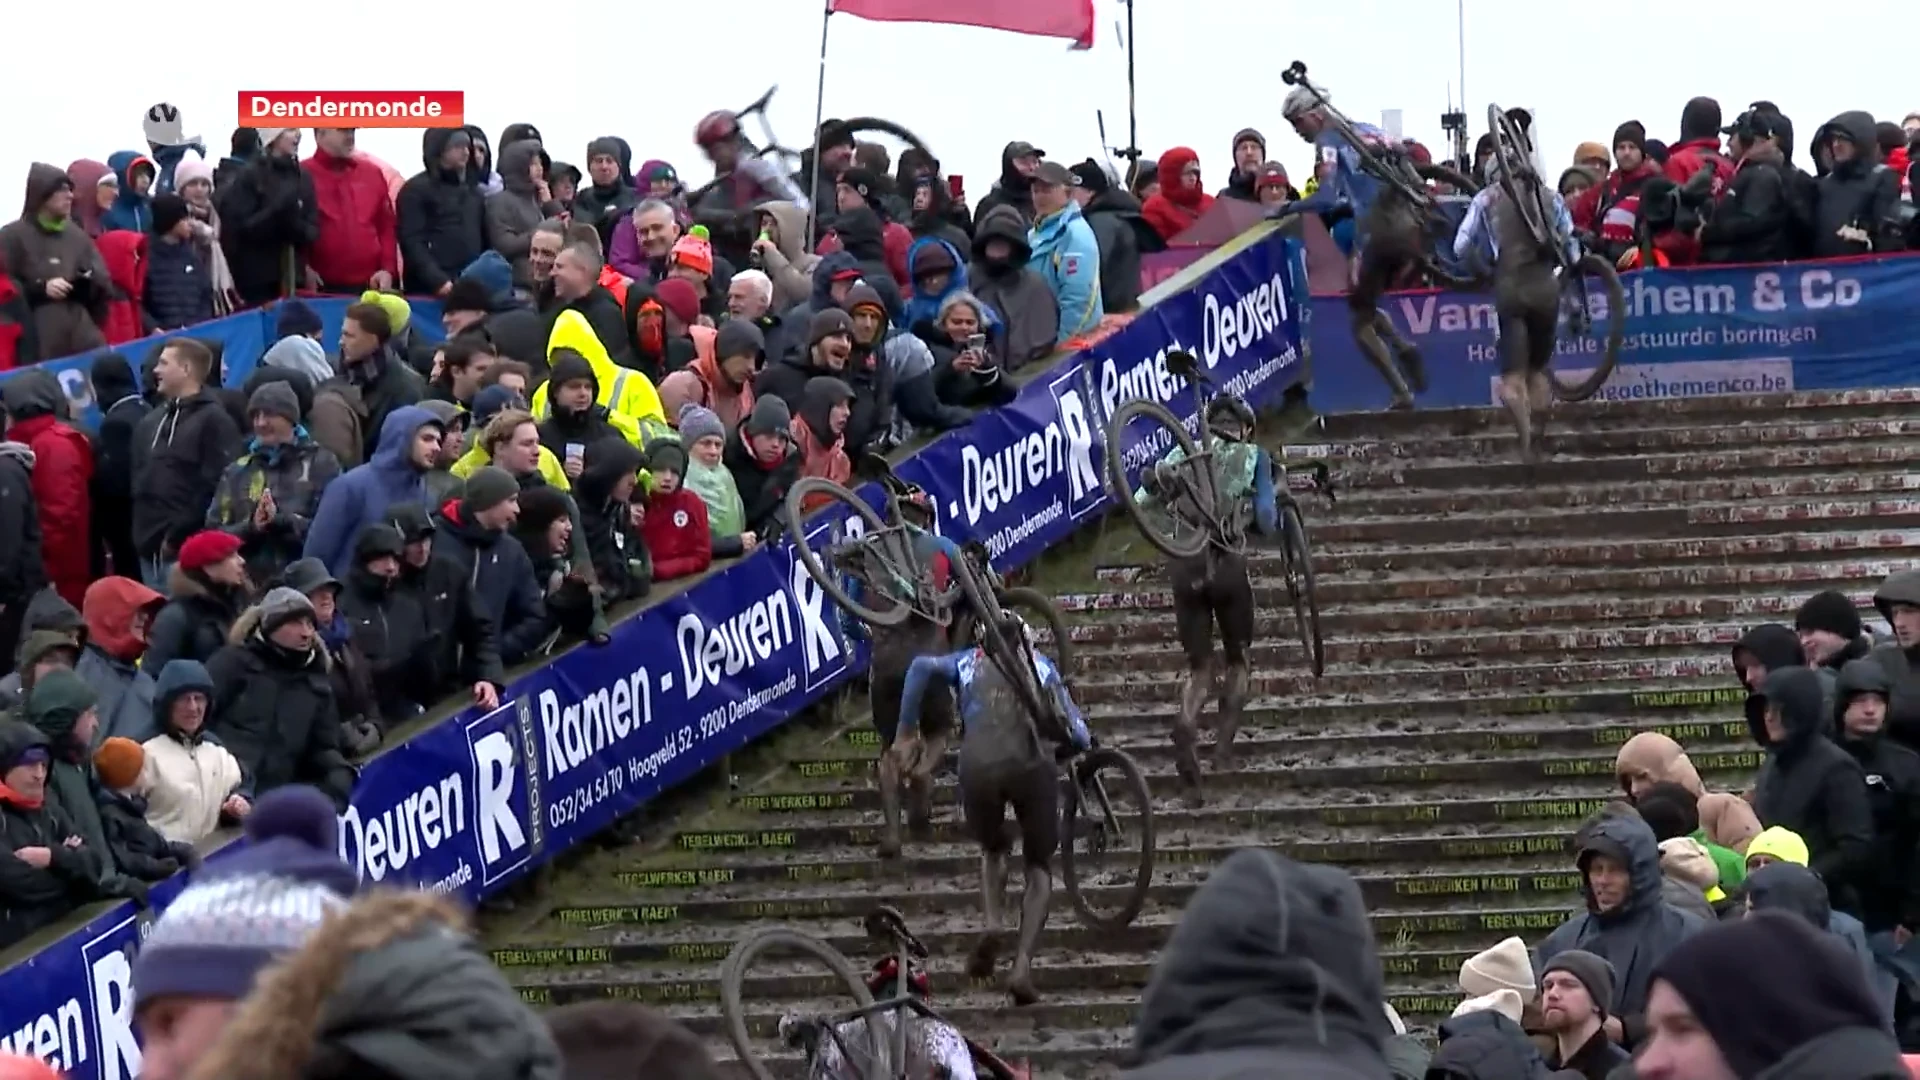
<box><xmin>785</xmin><ymin>478</ymin><xmax>912</xmax><ymax>628</ymax></box>
<box><xmin>1103</xmin><ymin>399</ymin><xmax>1211</xmax><ymax>560</ymax></box>
<box><xmin>1488</xmin><ymin>104</ymin><xmax>1550</xmax><ymax>250</ymax></box>
<box><xmin>1280</xmin><ymin>500</ymin><xmax>1326</xmax><ymax>678</ymax></box>
<box><xmin>1060</xmin><ymin>747</ymin><xmax>1156</xmax><ymax>932</ymax></box>
<box><xmin>1417</xmin><ymin>162</ymin><xmax>1480</xmax><ymax>195</ymax></box>
<box><xmin>1550</xmin><ymin>253</ymin><xmax>1627</xmax><ymax>403</ymax></box>
<box><xmin>997</xmin><ymin>587</ymin><xmax>1074</xmax><ymax>675</ymax></box>
<box><xmin>721</xmin><ymin>927</ymin><xmax>885</xmax><ymax>1080</ymax></box>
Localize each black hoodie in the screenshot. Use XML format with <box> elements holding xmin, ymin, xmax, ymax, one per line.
<box><xmin>572</xmin><ymin>437</ymin><xmax>649</xmax><ymax>606</ymax></box>
<box><xmin>1425</xmin><ymin>1009</ymin><xmax>1554</xmax><ymax>1080</ymax></box>
<box><xmin>1752</xmin><ymin>665</ymin><xmax>1875</xmax><ymax>914</ymax></box>
<box><xmin>216</xmin><ymin>147</ymin><xmax>319</xmax><ymax>306</ymax></box>
<box><xmin>973</xmin><ymin>144</ymin><xmax>1036</xmax><ymax>226</ymax></box>
<box><xmin>130</xmin><ymin>385</ymin><xmax>243</xmax><ymax>559</ymax></box>
<box><xmin>397</xmin><ymin>129</ymin><xmax>490</xmax><ymax>294</ymax></box>
<box><xmin>1810</xmin><ymin>111</ymin><xmax>1903</xmax><ymax>259</ymax></box>
<box><xmin>1120</xmin><ymin>849</ymin><xmax>1394</xmax><ymax>1080</ymax></box>
<box><xmin>537</xmin><ymin>350</ymin><xmax>627</xmax><ymax>460</ymax></box>
<box><xmin>1080</xmin><ymin>188</ymin><xmax>1149</xmax><ymax>312</ymax></box>
<box><xmin>723</xmin><ymin>418</ymin><xmax>799</xmax><ymax>539</ymax></box>
<box><xmin>87</xmin><ymin>351</ymin><xmax>147</xmax><ymax>578</ymax></box>
<box><xmin>1871</xmin><ymin>569</ymin><xmax>1920</xmax><ymax>751</ymax></box>
<box><xmin>388</xmin><ymin>504</ymin><xmax>504</xmax><ymax>698</ymax></box>
<box><xmin>1833</xmin><ymin>657</ymin><xmax>1920</xmax><ymax>933</ymax></box>
<box><xmin>338</xmin><ymin>523</ymin><xmax>431</xmax><ymax>724</ymax></box>
<box><xmin>967</xmin><ymin>206</ymin><xmax>1058</xmax><ymax>370</ymax></box>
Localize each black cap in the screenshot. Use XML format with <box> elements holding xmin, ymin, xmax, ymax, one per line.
<box><xmin>1068</xmin><ymin>159</ymin><xmax>1111</xmax><ymax>194</ymax></box>
<box><xmin>1004</xmin><ymin>140</ymin><xmax>1045</xmax><ymax>160</ymax></box>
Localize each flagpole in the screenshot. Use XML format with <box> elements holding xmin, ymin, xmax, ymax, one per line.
<box><xmin>1123</xmin><ymin>0</ymin><xmax>1140</xmax><ymax>186</ymax></box>
<box><xmin>807</xmin><ymin>1</ymin><xmax>834</xmax><ymax>245</ymax></box>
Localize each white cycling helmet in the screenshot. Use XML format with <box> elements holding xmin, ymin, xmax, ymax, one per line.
<box><xmin>1282</xmin><ymin>85</ymin><xmax>1325</xmax><ymax>120</ymax></box>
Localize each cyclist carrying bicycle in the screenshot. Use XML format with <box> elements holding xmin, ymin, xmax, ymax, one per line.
<box><xmin>1452</xmin><ymin>128</ymin><xmax>1581</xmax><ymax>463</ymax></box>
<box><xmin>842</xmin><ymin>482</ymin><xmax>966</xmax><ymax>859</ymax></box>
<box><xmin>895</xmin><ymin>613</ymin><xmax>1091</xmax><ymax>1006</ymax></box>
<box><xmin>1134</xmin><ymin>392</ymin><xmax>1278</xmax><ymax>792</ymax></box>
<box><xmin>777</xmin><ymin>956</ymin><xmax>978</xmax><ymax>1080</ymax></box>
<box><xmin>1279</xmin><ymin>82</ymin><xmax>1430</xmax><ymax>409</ymax></box>
<box><xmin>692</xmin><ymin>109</ymin><xmax>813</xmax><ymax>263</ymax></box>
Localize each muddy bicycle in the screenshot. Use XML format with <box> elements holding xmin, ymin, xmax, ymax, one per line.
<box><xmin>1103</xmin><ymin>350</ymin><xmax>1326</xmax><ymax>678</ymax></box>
<box><xmin>724</xmin><ymin>906</ymin><xmax>1029</xmax><ymax>1080</ymax></box>
<box><xmin>1483</xmin><ymin>103</ymin><xmax>1626</xmax><ymax>403</ymax></box>
<box><xmin>1278</xmin><ymin>59</ymin><xmax>1482</xmax><ymax>289</ymax></box>
<box><xmin>786</xmin><ymin>474</ymin><xmax>1155</xmax><ymax>931</ymax></box>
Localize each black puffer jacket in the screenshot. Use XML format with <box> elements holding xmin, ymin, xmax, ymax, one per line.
<box><xmin>0</xmin><ymin>721</ymin><xmax>105</xmax><ymax>948</ymax></box>
<box><xmin>337</xmin><ymin>526</ymin><xmax>432</xmax><ymax>726</ymax></box>
<box><xmin>1119</xmin><ymin>849</ymin><xmax>1395</xmax><ymax>1080</ymax></box>
<box><xmin>142</xmin><ymin>565</ymin><xmax>246</xmax><ymax>676</ymax></box>
<box><xmin>1751</xmin><ymin>665</ymin><xmax>1876</xmax><ymax>914</ymax></box>
<box><xmin>723</xmin><ymin>422</ymin><xmax>799</xmax><ymax>539</ymax></box>
<box><xmin>1832</xmin><ymin>657</ymin><xmax>1920</xmax><ymax>933</ymax></box>
<box><xmin>398</xmin><ymin>129</ymin><xmax>490</xmax><ymax>294</ymax></box>
<box><xmin>1080</xmin><ymin>188</ymin><xmax>1148</xmax><ymax>312</ymax></box>
<box><xmin>204</xmin><ymin>606</ymin><xmax>356</xmax><ymax>809</ymax></box>
<box><xmin>570</xmin><ymin>137</ymin><xmax>638</xmax><ymax>250</ymax></box>
<box><xmin>430</xmin><ymin>499</ymin><xmax>548</xmax><ymax>665</ymax></box>
<box><xmin>388</xmin><ymin>505</ymin><xmax>505</xmax><ymax>701</ymax></box>
<box><xmin>131</xmin><ymin>388</ymin><xmax>243</xmax><ymax>560</ymax></box>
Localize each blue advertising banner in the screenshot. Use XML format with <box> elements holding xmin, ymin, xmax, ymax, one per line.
<box><xmin>0</xmin><ymin>298</ymin><xmax>447</xmax><ymax>428</ymax></box>
<box><xmin>1303</xmin><ymin>253</ymin><xmax>1920</xmax><ymax>413</ymax></box>
<box><xmin>0</xmin><ymin>231</ymin><xmax>1305</xmax><ymax>1079</ymax></box>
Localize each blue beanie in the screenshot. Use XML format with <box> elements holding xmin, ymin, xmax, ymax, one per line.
<box><xmin>131</xmin><ymin>786</ymin><xmax>358</xmax><ymax>1007</ymax></box>
<box><xmin>471</xmin><ymin>384</ymin><xmax>523</xmax><ymax>428</ymax></box>
<box><xmin>273</xmin><ymin>299</ymin><xmax>324</xmax><ymax>341</ymax></box>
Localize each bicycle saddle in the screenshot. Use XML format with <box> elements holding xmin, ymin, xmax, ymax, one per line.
<box><xmin>1163</xmin><ymin>349</ymin><xmax>1212</xmax><ymax>386</ymax></box>
<box><xmin>864</xmin><ymin>904</ymin><xmax>929</xmax><ymax>958</ymax></box>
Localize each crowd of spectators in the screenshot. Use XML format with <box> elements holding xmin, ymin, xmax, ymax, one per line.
<box><xmin>0</xmin><ymin>91</ymin><xmax>1915</xmax><ymax>956</ymax></box>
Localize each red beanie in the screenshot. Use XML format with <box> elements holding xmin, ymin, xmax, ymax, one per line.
<box><xmin>177</xmin><ymin>529</ymin><xmax>243</xmax><ymax>572</ymax></box>
<box><xmin>654</xmin><ymin>278</ymin><xmax>702</xmax><ymax>327</ymax></box>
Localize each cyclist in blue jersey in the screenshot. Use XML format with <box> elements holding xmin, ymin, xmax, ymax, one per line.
<box><xmin>894</xmin><ymin>613</ymin><xmax>1092</xmax><ymax>1006</ymax></box>
<box><xmin>1280</xmin><ymin>83</ymin><xmax>1430</xmax><ymax>409</ymax></box>
<box><xmin>1135</xmin><ymin>393</ymin><xmax>1279</xmax><ymax>791</ymax></box>
<box><xmin>842</xmin><ymin>481</ymin><xmax>965</xmax><ymax>859</ymax></box>
<box><xmin>1453</xmin><ymin>138</ymin><xmax>1581</xmax><ymax>462</ymax></box>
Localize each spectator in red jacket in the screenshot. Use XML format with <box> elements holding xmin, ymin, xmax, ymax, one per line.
<box><xmin>1141</xmin><ymin>147</ymin><xmax>1215</xmax><ymax>243</ymax></box>
<box><xmin>1572</xmin><ymin>122</ymin><xmax>1665</xmax><ymax>265</ymax></box>
<box><xmin>93</xmin><ymin>230</ymin><xmax>150</xmax><ymax>344</ymax></box>
<box><xmin>303</xmin><ymin>128</ymin><xmax>398</xmax><ymax>294</ymax></box>
<box><xmin>0</xmin><ymin>370</ymin><xmax>92</xmax><ymax>609</ymax></box>
<box><xmin>638</xmin><ymin>439</ymin><xmax>710</xmax><ymax>582</ymax></box>
<box><xmin>1665</xmin><ymin>97</ymin><xmax>1735</xmax><ymax>197</ymax></box>
<box><xmin>0</xmin><ymin>249</ymin><xmax>33</xmax><ymax>371</ymax></box>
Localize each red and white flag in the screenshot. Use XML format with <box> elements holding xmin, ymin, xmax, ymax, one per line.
<box><xmin>829</xmin><ymin>0</ymin><xmax>1095</xmax><ymax>49</ymax></box>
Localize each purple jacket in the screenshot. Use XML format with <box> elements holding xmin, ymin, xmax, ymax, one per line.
<box><xmin>606</xmin><ymin>211</ymin><xmax>654</xmax><ymax>283</ymax></box>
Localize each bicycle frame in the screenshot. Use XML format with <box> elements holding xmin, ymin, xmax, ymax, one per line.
<box><xmin>1282</xmin><ymin>66</ymin><xmax>1432</xmax><ymax>211</ymax></box>
<box><xmin>818</xmin><ymin>930</ymin><xmax>1023</xmax><ymax>1080</ymax></box>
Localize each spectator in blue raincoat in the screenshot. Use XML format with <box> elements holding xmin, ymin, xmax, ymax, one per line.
<box><xmin>302</xmin><ymin>406</ymin><xmax>446</xmax><ymax>577</ymax></box>
<box><xmin>99</xmin><ymin>151</ymin><xmax>157</xmax><ymax>234</ymax></box>
<box><xmin>1025</xmin><ymin>161</ymin><xmax>1103</xmax><ymax>343</ymax></box>
<box><xmin>899</xmin><ymin>237</ymin><xmax>998</xmax><ymax>337</ymax></box>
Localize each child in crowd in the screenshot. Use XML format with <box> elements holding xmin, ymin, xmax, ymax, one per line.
<box><xmin>93</xmin><ymin>736</ymin><xmax>199</xmax><ymax>880</ymax></box>
<box><xmin>640</xmin><ymin>440</ymin><xmax>712</xmax><ymax>582</ymax></box>
<box><xmin>575</xmin><ymin>438</ymin><xmax>651</xmax><ymax>605</ymax></box>
<box><xmin>676</xmin><ymin>404</ymin><xmax>756</xmax><ymax>558</ymax></box>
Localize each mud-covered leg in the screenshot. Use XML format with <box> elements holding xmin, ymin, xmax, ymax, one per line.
<box><xmin>1495</xmin><ymin>314</ymin><xmax>1535</xmax><ymax>464</ymax></box>
<box><xmin>1008</xmin><ymin>864</ymin><xmax>1051</xmax><ymax>1006</ymax></box>
<box><xmin>1352</xmin><ymin>308</ymin><xmax>1415</xmax><ymax>409</ymax></box>
<box><xmin>876</xmin><ymin>751</ymin><xmax>905</xmax><ymax>859</ymax></box>
<box><xmin>1527</xmin><ymin>369</ymin><xmax>1553</xmax><ymax>449</ymax></box>
<box><xmin>1374</xmin><ymin>310</ymin><xmax>1429</xmax><ymax>394</ymax></box>
<box><xmin>1213</xmin><ymin>662</ymin><xmax>1251</xmax><ymax>768</ymax></box>
<box><xmin>907</xmin><ymin>729</ymin><xmax>947</xmax><ymax>840</ymax></box>
<box><xmin>1212</xmin><ymin>557</ymin><xmax>1256</xmax><ymax>768</ymax></box>
<box><xmin>1174</xmin><ymin>658</ymin><xmax>1214</xmax><ymax>796</ymax></box>
<box><xmin>968</xmin><ymin>850</ymin><xmax>1006</xmax><ymax>978</ymax></box>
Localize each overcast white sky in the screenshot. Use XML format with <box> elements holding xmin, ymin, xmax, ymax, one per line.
<box><xmin>1</xmin><ymin>0</ymin><xmax>1911</xmax><ymax>216</ymax></box>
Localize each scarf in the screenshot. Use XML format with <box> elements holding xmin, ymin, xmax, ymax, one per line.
<box><xmin>686</xmin><ymin>457</ymin><xmax>745</xmax><ymax>538</ymax></box>
<box><xmin>318</xmin><ymin>611</ymin><xmax>352</xmax><ymax>652</ymax></box>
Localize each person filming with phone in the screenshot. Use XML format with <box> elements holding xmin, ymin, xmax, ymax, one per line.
<box><xmin>911</xmin><ymin>291</ymin><xmax>1015</xmax><ymax>412</ymax></box>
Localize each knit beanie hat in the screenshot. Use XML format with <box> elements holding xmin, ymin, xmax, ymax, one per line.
<box><xmin>1613</xmin><ymin>121</ymin><xmax>1648</xmax><ymax>154</ymax></box>
<box><xmin>1459</xmin><ymin>935</ymin><xmax>1536</xmax><ymax>1002</ymax></box>
<box><xmin>463</xmin><ymin>466</ymin><xmax>519</xmax><ymax>514</ymax></box>
<box><xmin>470</xmin><ymin>384</ymin><xmax>522</xmax><ymax>429</ymax></box>
<box><xmin>93</xmin><ymin>736</ymin><xmax>145</xmax><ymax>791</ymax></box>
<box><xmin>714</xmin><ymin>318</ymin><xmax>765</xmax><ymax>363</ymax></box>
<box><xmin>810</xmin><ymin>308</ymin><xmax>854</xmax><ymax>346</ymax></box>
<box><xmin>670</xmin><ymin>231</ymin><xmax>714</xmax><ymax>277</ymax></box>
<box><xmin>132</xmin><ymin>785</ymin><xmax>357</xmax><ymax>1008</ymax></box>
<box><xmin>515</xmin><ymin>485</ymin><xmax>573</xmax><ymax>536</ymax></box>
<box><xmin>444</xmin><ymin>276</ymin><xmax>493</xmax><ymax>316</ymax></box>
<box><xmin>654</xmin><ymin>278</ymin><xmax>702</xmax><ymax>327</ymax></box>
<box><xmin>247</xmin><ymin>379</ymin><xmax>303</xmax><ymax>425</ymax></box>
<box><xmin>1451</xmin><ymin>989</ymin><xmax>1524</xmax><ymax>1024</ymax></box>
<box><xmin>1795</xmin><ymin>589</ymin><xmax>1863</xmax><ymax>641</ymax></box>
<box><xmin>258</xmin><ymin>586</ymin><xmax>316</xmax><ymax>635</ymax></box>
<box><xmin>1653</xmin><ymin>911</ymin><xmax>1887</xmax><ymax>1078</ymax></box>
<box><xmin>744</xmin><ymin>395</ymin><xmax>791</xmax><ymax>438</ymax></box>
<box><xmin>646</xmin><ymin>438</ymin><xmax>688</xmax><ymax>479</ymax></box>
<box><xmin>1541</xmin><ymin>950</ymin><xmax>1616</xmax><ymax>1018</ymax></box>
<box><xmin>151</xmin><ymin>193</ymin><xmax>190</xmax><ymax>236</ymax></box>
<box><xmin>274</xmin><ymin>299</ymin><xmax>324</xmax><ymax>340</ymax></box>
<box><xmin>677</xmin><ymin>402</ymin><xmax>726</xmax><ymax>446</ymax></box>
<box><xmin>177</xmin><ymin>529</ymin><xmax>243</xmax><ymax>572</ymax></box>
<box><xmin>1232</xmin><ymin>127</ymin><xmax>1267</xmax><ymax>154</ymax></box>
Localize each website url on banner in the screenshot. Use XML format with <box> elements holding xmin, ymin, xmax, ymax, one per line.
<box><xmin>238</xmin><ymin>92</ymin><xmax>465</xmax><ymax>128</ymax></box>
<box><xmin>1491</xmin><ymin>358</ymin><xmax>1793</xmax><ymax>403</ymax></box>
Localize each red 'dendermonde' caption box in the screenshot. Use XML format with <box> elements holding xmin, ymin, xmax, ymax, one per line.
<box><xmin>237</xmin><ymin>92</ymin><xmax>465</xmax><ymax>129</ymax></box>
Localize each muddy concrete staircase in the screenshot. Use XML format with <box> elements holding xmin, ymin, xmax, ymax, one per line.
<box><xmin>486</xmin><ymin>387</ymin><xmax>1920</xmax><ymax>1077</ymax></box>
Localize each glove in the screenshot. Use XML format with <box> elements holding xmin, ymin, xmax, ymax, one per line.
<box><xmin>169</xmin><ymin>841</ymin><xmax>203</xmax><ymax>872</ymax></box>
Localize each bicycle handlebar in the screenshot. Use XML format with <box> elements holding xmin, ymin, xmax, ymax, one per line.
<box><xmin>736</xmin><ymin>85</ymin><xmax>777</xmax><ymax>122</ymax></box>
